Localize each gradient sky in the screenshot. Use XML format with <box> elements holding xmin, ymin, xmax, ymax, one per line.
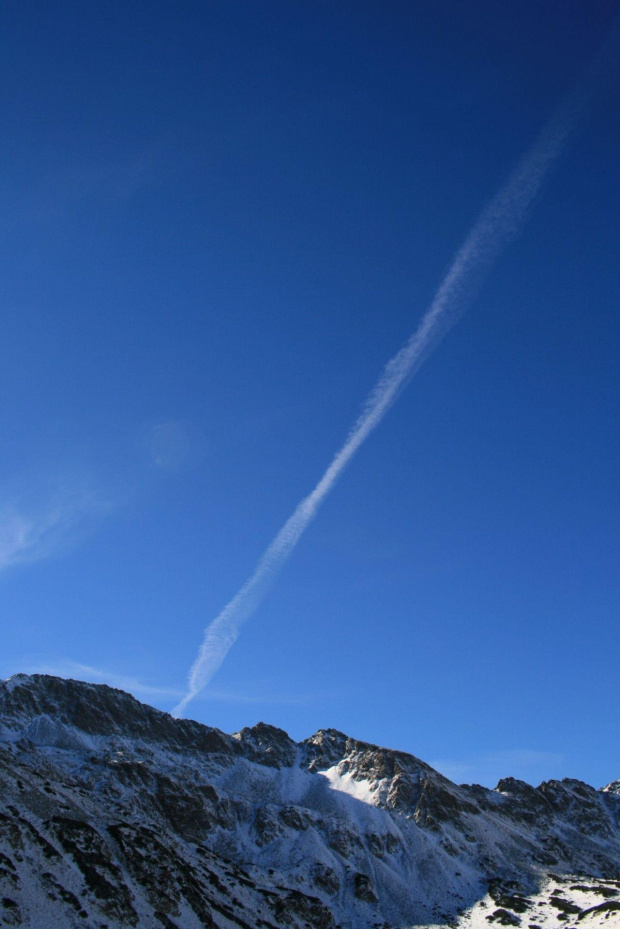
<box><xmin>1</xmin><ymin>1</ymin><xmax>619</xmax><ymax>790</ymax></box>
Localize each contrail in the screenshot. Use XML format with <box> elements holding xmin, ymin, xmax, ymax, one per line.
<box><xmin>173</xmin><ymin>41</ymin><xmax>611</xmax><ymax>718</ymax></box>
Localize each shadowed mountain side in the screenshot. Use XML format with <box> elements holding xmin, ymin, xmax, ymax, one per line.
<box><xmin>1</xmin><ymin>675</ymin><xmax>619</xmax><ymax>928</ymax></box>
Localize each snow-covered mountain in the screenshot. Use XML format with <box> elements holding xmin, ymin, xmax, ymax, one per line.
<box><xmin>1</xmin><ymin>674</ymin><xmax>619</xmax><ymax>928</ymax></box>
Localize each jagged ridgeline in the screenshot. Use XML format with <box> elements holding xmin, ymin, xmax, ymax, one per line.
<box><xmin>1</xmin><ymin>675</ymin><xmax>619</xmax><ymax>928</ymax></box>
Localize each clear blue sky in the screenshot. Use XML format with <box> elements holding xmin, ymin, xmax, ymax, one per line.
<box><xmin>1</xmin><ymin>1</ymin><xmax>619</xmax><ymax>789</ymax></box>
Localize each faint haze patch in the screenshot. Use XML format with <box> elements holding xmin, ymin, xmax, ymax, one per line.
<box><xmin>0</xmin><ymin>475</ymin><xmax>112</xmax><ymax>572</ymax></box>
<box><xmin>142</xmin><ymin>420</ymin><xmax>207</xmax><ymax>472</ymax></box>
<box><xmin>1</xmin><ymin>147</ymin><xmax>166</xmax><ymax>232</ymax></box>
<box><xmin>431</xmin><ymin>748</ymin><xmax>566</xmax><ymax>788</ymax></box>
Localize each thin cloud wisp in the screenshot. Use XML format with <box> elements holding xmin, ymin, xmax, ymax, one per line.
<box><xmin>173</xmin><ymin>42</ymin><xmax>609</xmax><ymax>718</ymax></box>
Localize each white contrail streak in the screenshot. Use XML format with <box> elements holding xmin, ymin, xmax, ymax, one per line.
<box><xmin>173</xmin><ymin>50</ymin><xmax>607</xmax><ymax>718</ymax></box>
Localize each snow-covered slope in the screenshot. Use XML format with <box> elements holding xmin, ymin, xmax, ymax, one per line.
<box><xmin>1</xmin><ymin>674</ymin><xmax>619</xmax><ymax>928</ymax></box>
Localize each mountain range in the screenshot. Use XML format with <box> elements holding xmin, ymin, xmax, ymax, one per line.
<box><xmin>1</xmin><ymin>674</ymin><xmax>619</xmax><ymax>928</ymax></box>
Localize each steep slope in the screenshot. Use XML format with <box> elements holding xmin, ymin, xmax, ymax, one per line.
<box><xmin>1</xmin><ymin>674</ymin><xmax>619</xmax><ymax>928</ymax></box>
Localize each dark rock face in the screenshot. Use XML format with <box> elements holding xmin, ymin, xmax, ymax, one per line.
<box><xmin>49</xmin><ymin>815</ymin><xmax>137</xmax><ymax>923</ymax></box>
<box><xmin>312</xmin><ymin>862</ymin><xmax>340</xmax><ymax>895</ymax></box>
<box><xmin>1</xmin><ymin>674</ymin><xmax>620</xmax><ymax>929</ymax></box>
<box><xmin>353</xmin><ymin>871</ymin><xmax>378</xmax><ymax>903</ymax></box>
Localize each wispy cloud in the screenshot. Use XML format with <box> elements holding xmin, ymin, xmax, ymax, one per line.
<box><xmin>9</xmin><ymin>659</ymin><xmax>323</xmax><ymax>709</ymax></box>
<box><xmin>0</xmin><ymin>479</ymin><xmax>111</xmax><ymax>572</ymax></box>
<box><xmin>196</xmin><ymin>686</ymin><xmax>323</xmax><ymax>707</ymax></box>
<box><xmin>173</xmin><ymin>42</ymin><xmax>611</xmax><ymax>718</ymax></box>
<box><xmin>431</xmin><ymin>749</ymin><xmax>566</xmax><ymax>788</ymax></box>
<box><xmin>15</xmin><ymin>660</ymin><xmax>183</xmax><ymax>700</ymax></box>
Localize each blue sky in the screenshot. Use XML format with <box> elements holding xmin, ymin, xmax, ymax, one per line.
<box><xmin>1</xmin><ymin>1</ymin><xmax>619</xmax><ymax>789</ymax></box>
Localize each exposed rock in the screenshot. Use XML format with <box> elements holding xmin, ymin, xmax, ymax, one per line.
<box><xmin>311</xmin><ymin>862</ymin><xmax>340</xmax><ymax>895</ymax></box>
<box><xmin>233</xmin><ymin>722</ymin><xmax>297</xmax><ymax>768</ymax></box>
<box><xmin>486</xmin><ymin>908</ymin><xmax>521</xmax><ymax>926</ymax></box>
<box><xmin>252</xmin><ymin>806</ymin><xmax>284</xmax><ymax>847</ymax></box>
<box><xmin>353</xmin><ymin>871</ymin><xmax>378</xmax><ymax>903</ymax></box>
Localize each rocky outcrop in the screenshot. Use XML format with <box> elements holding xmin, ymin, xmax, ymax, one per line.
<box><xmin>0</xmin><ymin>674</ymin><xmax>234</xmax><ymax>755</ymax></box>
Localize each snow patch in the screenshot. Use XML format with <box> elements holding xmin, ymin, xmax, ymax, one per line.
<box><xmin>2</xmin><ymin>673</ymin><xmax>34</xmax><ymax>693</ymax></box>
<box><xmin>319</xmin><ymin>765</ymin><xmax>377</xmax><ymax>805</ymax></box>
<box><xmin>23</xmin><ymin>715</ymin><xmax>95</xmax><ymax>751</ymax></box>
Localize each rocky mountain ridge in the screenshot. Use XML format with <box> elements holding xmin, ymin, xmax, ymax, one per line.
<box><xmin>1</xmin><ymin>674</ymin><xmax>619</xmax><ymax>928</ymax></box>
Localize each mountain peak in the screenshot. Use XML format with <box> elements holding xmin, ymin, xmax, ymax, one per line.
<box><xmin>232</xmin><ymin>721</ymin><xmax>298</xmax><ymax>767</ymax></box>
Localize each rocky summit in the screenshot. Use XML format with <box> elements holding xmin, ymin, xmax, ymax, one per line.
<box><xmin>1</xmin><ymin>675</ymin><xmax>619</xmax><ymax>928</ymax></box>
